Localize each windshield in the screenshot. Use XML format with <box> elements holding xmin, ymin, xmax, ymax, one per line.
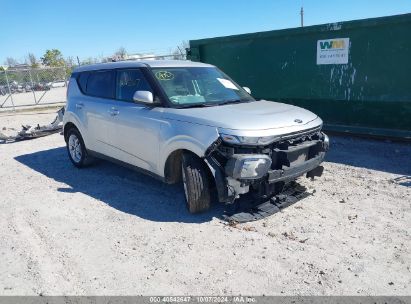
<box><xmin>151</xmin><ymin>67</ymin><xmax>254</xmax><ymax>107</ymax></box>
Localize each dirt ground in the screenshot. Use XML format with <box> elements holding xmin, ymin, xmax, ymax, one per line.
<box><xmin>0</xmin><ymin>110</ymin><xmax>410</xmax><ymax>296</ymax></box>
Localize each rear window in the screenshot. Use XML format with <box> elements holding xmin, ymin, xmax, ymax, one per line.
<box><xmin>85</xmin><ymin>70</ymin><xmax>115</xmax><ymax>99</ymax></box>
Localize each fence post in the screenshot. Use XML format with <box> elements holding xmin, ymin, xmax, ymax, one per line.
<box><xmin>4</xmin><ymin>69</ymin><xmax>15</xmax><ymax>111</ymax></box>
<box><xmin>28</xmin><ymin>69</ymin><xmax>37</xmax><ymax>104</ymax></box>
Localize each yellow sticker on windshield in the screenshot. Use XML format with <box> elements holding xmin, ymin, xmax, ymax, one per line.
<box><xmin>155</xmin><ymin>71</ymin><xmax>174</xmax><ymax>80</ymax></box>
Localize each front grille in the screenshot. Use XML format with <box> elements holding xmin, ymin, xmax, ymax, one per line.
<box><xmin>279</xmin><ymin>125</ymin><xmax>322</xmax><ymax>141</ymax></box>
<box><xmin>271</xmin><ymin>127</ymin><xmax>324</xmax><ymax>170</ymax></box>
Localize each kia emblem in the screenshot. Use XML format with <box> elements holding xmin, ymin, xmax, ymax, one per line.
<box><xmin>294</xmin><ymin>119</ymin><xmax>303</xmax><ymax>123</ymax></box>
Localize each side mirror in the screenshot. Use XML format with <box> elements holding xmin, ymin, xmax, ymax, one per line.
<box><xmin>133</xmin><ymin>90</ymin><xmax>154</xmax><ymax>104</ymax></box>
<box><xmin>243</xmin><ymin>87</ymin><xmax>251</xmax><ymax>94</ymax></box>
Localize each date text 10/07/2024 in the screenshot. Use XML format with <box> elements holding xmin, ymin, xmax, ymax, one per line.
<box><xmin>149</xmin><ymin>296</ymin><xmax>257</xmax><ymax>303</ymax></box>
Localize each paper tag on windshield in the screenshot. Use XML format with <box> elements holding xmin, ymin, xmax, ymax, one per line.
<box><xmin>217</xmin><ymin>78</ymin><xmax>238</xmax><ymax>90</ymax></box>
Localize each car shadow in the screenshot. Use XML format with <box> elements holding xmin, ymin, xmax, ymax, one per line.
<box><xmin>325</xmin><ymin>135</ymin><xmax>411</xmax><ymax>176</ymax></box>
<box><xmin>15</xmin><ymin>147</ymin><xmax>225</xmax><ymax>223</ymax></box>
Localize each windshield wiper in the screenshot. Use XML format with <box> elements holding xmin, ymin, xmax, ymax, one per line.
<box><xmin>177</xmin><ymin>99</ymin><xmax>252</xmax><ymax>109</ymax></box>
<box><xmin>218</xmin><ymin>99</ymin><xmax>249</xmax><ymax>105</ymax></box>
<box><xmin>179</xmin><ymin>102</ymin><xmax>218</xmax><ymax>108</ymax></box>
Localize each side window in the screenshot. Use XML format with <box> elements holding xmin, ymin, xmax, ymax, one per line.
<box><xmin>77</xmin><ymin>71</ymin><xmax>89</xmax><ymax>93</ymax></box>
<box><xmin>86</xmin><ymin>70</ymin><xmax>115</xmax><ymax>98</ymax></box>
<box><xmin>116</xmin><ymin>69</ymin><xmax>153</xmax><ymax>102</ymax></box>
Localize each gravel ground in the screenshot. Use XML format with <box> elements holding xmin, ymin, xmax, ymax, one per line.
<box><xmin>0</xmin><ymin>110</ymin><xmax>410</xmax><ymax>296</ymax></box>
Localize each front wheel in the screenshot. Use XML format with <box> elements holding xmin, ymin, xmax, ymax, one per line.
<box><xmin>181</xmin><ymin>153</ymin><xmax>211</xmax><ymax>214</ymax></box>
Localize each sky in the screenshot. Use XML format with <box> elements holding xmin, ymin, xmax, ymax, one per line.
<box><xmin>0</xmin><ymin>0</ymin><xmax>410</xmax><ymax>64</ymax></box>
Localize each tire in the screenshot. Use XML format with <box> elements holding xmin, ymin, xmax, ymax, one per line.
<box><xmin>181</xmin><ymin>152</ymin><xmax>211</xmax><ymax>214</ymax></box>
<box><xmin>66</xmin><ymin>128</ymin><xmax>93</xmax><ymax>168</ymax></box>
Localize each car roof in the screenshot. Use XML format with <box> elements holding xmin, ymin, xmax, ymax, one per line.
<box><xmin>73</xmin><ymin>60</ymin><xmax>214</xmax><ymax>72</ymax></box>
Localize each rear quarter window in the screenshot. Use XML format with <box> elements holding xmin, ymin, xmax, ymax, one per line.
<box><xmin>77</xmin><ymin>72</ymin><xmax>89</xmax><ymax>93</ymax></box>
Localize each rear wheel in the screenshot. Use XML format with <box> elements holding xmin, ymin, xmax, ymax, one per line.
<box><xmin>66</xmin><ymin>128</ymin><xmax>93</xmax><ymax>168</ymax></box>
<box><xmin>181</xmin><ymin>152</ymin><xmax>211</xmax><ymax>214</ymax></box>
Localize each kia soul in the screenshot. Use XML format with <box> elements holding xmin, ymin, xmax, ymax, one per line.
<box><xmin>63</xmin><ymin>60</ymin><xmax>329</xmax><ymax>213</ymax></box>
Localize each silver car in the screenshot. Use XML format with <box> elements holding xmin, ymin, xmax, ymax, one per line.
<box><xmin>63</xmin><ymin>60</ymin><xmax>329</xmax><ymax>213</ymax></box>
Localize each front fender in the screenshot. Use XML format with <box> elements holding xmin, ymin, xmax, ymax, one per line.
<box><xmin>158</xmin><ymin>120</ymin><xmax>219</xmax><ymax>177</ymax></box>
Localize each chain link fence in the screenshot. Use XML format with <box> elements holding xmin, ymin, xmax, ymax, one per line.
<box><xmin>0</xmin><ymin>54</ymin><xmax>188</xmax><ymax>111</ymax></box>
<box><xmin>0</xmin><ymin>66</ymin><xmax>69</xmax><ymax>110</ymax></box>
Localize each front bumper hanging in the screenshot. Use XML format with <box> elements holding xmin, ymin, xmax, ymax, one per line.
<box><xmin>223</xmin><ymin>181</ymin><xmax>310</xmax><ymax>223</ymax></box>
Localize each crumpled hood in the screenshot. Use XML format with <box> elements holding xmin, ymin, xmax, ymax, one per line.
<box><xmin>163</xmin><ymin>100</ymin><xmax>319</xmax><ymax>131</ymax></box>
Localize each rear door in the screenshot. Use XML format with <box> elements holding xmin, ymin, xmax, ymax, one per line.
<box><xmin>79</xmin><ymin>69</ymin><xmax>119</xmax><ymax>157</ymax></box>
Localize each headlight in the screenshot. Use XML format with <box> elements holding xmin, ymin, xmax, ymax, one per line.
<box><xmin>225</xmin><ymin>154</ymin><xmax>272</xmax><ymax>179</ymax></box>
<box><xmin>220</xmin><ymin>133</ymin><xmax>280</xmax><ymax>146</ymax></box>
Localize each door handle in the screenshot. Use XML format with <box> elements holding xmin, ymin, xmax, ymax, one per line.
<box><xmin>75</xmin><ymin>103</ymin><xmax>84</xmax><ymax>109</ymax></box>
<box><xmin>109</xmin><ymin>107</ymin><xmax>119</xmax><ymax>116</ymax></box>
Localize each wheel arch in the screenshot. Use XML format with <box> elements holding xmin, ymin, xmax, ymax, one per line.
<box><xmin>63</xmin><ymin>122</ymin><xmax>79</xmax><ymax>142</ymax></box>
<box><xmin>163</xmin><ymin>148</ymin><xmax>215</xmax><ymax>189</ymax></box>
<box><xmin>63</xmin><ymin>112</ymin><xmax>88</xmax><ymax>146</ymax></box>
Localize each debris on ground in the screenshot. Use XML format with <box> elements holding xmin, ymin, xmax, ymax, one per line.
<box><xmin>282</xmin><ymin>231</ymin><xmax>298</xmax><ymax>241</ymax></box>
<box><xmin>0</xmin><ymin>107</ymin><xmax>64</xmax><ymax>143</ymax></box>
<box><xmin>242</xmin><ymin>226</ymin><xmax>257</xmax><ymax>232</ymax></box>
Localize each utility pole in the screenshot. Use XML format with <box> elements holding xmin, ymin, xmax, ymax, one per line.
<box><xmin>300</xmin><ymin>6</ymin><xmax>304</xmax><ymax>27</ymax></box>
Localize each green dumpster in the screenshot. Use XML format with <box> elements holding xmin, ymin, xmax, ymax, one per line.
<box><xmin>189</xmin><ymin>13</ymin><xmax>411</xmax><ymax>139</ymax></box>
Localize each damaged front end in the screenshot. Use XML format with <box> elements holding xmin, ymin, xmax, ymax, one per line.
<box><xmin>205</xmin><ymin>126</ymin><xmax>329</xmax><ymax>205</ymax></box>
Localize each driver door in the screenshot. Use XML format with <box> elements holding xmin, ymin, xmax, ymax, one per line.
<box><xmin>108</xmin><ymin>68</ymin><xmax>163</xmax><ymax>173</ymax></box>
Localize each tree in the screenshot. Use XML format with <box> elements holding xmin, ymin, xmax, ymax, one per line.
<box><xmin>65</xmin><ymin>56</ymin><xmax>75</xmax><ymax>67</ymax></box>
<box><xmin>27</xmin><ymin>53</ymin><xmax>39</xmax><ymax>68</ymax></box>
<box><xmin>97</xmin><ymin>54</ymin><xmax>108</xmax><ymax>63</ymax></box>
<box><xmin>4</xmin><ymin>57</ymin><xmax>18</xmax><ymax>67</ymax></box>
<box><xmin>172</xmin><ymin>40</ymin><xmax>189</xmax><ymax>59</ymax></box>
<box><xmin>41</xmin><ymin>49</ymin><xmax>65</xmax><ymax>67</ymax></box>
<box><xmin>114</xmin><ymin>47</ymin><xmax>127</xmax><ymax>60</ymax></box>
<box><xmin>81</xmin><ymin>57</ymin><xmax>99</xmax><ymax>65</ymax></box>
